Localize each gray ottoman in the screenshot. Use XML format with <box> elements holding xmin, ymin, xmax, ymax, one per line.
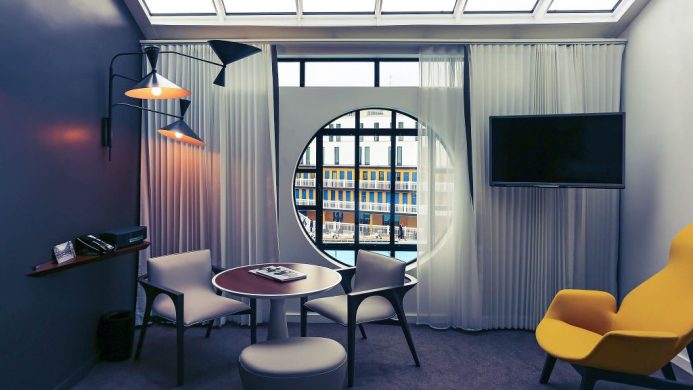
<box><xmin>239</xmin><ymin>337</ymin><xmax>347</xmax><ymax>390</ymax></box>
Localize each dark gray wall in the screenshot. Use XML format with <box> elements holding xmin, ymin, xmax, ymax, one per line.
<box><xmin>0</xmin><ymin>1</ymin><xmax>142</xmax><ymax>388</ymax></box>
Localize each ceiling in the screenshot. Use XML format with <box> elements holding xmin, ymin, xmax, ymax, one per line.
<box><xmin>123</xmin><ymin>0</ymin><xmax>650</xmax><ymax>44</ymax></box>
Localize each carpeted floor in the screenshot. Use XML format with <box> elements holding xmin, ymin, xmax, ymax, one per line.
<box><xmin>74</xmin><ymin>323</ymin><xmax>693</xmax><ymax>389</ymax></box>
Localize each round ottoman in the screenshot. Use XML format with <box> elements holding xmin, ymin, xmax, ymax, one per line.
<box><xmin>239</xmin><ymin>337</ymin><xmax>347</xmax><ymax>390</ymax></box>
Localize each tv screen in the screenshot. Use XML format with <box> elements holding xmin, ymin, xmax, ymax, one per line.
<box><xmin>490</xmin><ymin>113</ymin><xmax>624</xmax><ymax>188</ymax></box>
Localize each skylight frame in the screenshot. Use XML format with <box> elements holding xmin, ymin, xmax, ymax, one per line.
<box><xmin>222</xmin><ymin>0</ymin><xmax>297</xmax><ymax>16</ymax></box>
<box><xmin>462</xmin><ymin>0</ymin><xmax>540</xmax><ymax>14</ymax></box>
<box><xmin>546</xmin><ymin>0</ymin><xmax>624</xmax><ymax>14</ymax></box>
<box><xmin>380</xmin><ymin>0</ymin><xmax>459</xmax><ymax>15</ymax></box>
<box><xmin>301</xmin><ymin>0</ymin><xmax>377</xmax><ymax>15</ymax></box>
<box><xmin>141</xmin><ymin>0</ymin><xmax>219</xmax><ymax>16</ymax></box>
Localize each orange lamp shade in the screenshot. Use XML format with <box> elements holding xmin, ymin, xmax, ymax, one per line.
<box><xmin>125</xmin><ymin>71</ymin><xmax>190</xmax><ymax>100</ymax></box>
<box><xmin>157</xmin><ymin>120</ymin><xmax>205</xmax><ymax>146</ymax></box>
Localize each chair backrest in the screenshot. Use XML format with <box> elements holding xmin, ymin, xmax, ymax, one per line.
<box><xmin>148</xmin><ymin>249</ymin><xmax>214</xmax><ymax>293</ymax></box>
<box><xmin>352</xmin><ymin>250</ymin><xmax>406</xmax><ymax>293</ymax></box>
<box><xmin>614</xmin><ymin>225</ymin><xmax>693</xmax><ymax>349</ymax></box>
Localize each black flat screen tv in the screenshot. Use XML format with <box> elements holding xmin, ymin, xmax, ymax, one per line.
<box><xmin>490</xmin><ymin>112</ymin><xmax>625</xmax><ymax>188</ymax></box>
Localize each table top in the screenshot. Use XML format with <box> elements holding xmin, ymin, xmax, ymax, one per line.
<box><xmin>212</xmin><ymin>263</ymin><xmax>342</xmax><ymax>299</ymax></box>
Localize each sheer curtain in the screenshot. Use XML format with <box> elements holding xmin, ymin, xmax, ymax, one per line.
<box><xmin>137</xmin><ymin>42</ymin><xmax>279</xmax><ymax>324</ymax></box>
<box><xmin>416</xmin><ymin>47</ymin><xmax>482</xmax><ymax>330</ymax></box>
<box><xmin>469</xmin><ymin>44</ymin><xmax>624</xmax><ymax>329</ymax></box>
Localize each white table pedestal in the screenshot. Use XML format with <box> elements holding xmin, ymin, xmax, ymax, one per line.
<box><xmin>267</xmin><ymin>298</ymin><xmax>289</xmax><ymax>340</ymax></box>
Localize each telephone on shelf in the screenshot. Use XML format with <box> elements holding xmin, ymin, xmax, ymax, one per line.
<box><xmin>75</xmin><ymin>234</ymin><xmax>115</xmax><ymax>255</ymax></box>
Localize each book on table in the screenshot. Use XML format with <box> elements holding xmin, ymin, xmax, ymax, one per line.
<box><xmin>249</xmin><ymin>265</ymin><xmax>307</xmax><ymax>282</ymax></box>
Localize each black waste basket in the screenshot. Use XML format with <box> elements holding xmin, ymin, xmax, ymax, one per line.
<box><xmin>97</xmin><ymin>310</ymin><xmax>134</xmax><ymax>361</ymax></box>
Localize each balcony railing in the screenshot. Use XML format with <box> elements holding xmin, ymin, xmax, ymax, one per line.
<box><xmin>295</xmin><ymin>198</ymin><xmax>316</xmax><ymax>206</ymax></box>
<box><xmin>324</xmin><ymin>179</ymin><xmax>354</xmax><ymax>189</ymax></box>
<box><xmin>323</xmin><ymin>200</ymin><xmax>355</xmax><ymax>210</ymax></box>
<box><xmin>360</xmin><ymin>180</ymin><xmax>390</xmax><ymax>190</ymax></box>
<box><xmin>295</xmin><ymin>178</ymin><xmax>316</xmax><ymax>187</ymax></box>
<box><xmin>395</xmin><ymin>181</ymin><xmax>417</xmax><ymax>191</ymax></box>
<box><xmin>323</xmin><ymin>221</ymin><xmax>417</xmax><ymax>241</ymax></box>
<box><xmin>295</xmin><ymin>199</ymin><xmax>417</xmax><ymax>214</ymax></box>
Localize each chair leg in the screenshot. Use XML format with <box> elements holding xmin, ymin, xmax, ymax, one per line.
<box><xmin>134</xmin><ymin>296</ymin><xmax>154</xmax><ymax>360</ymax></box>
<box><xmin>250</xmin><ymin>299</ymin><xmax>257</xmax><ymax>344</ymax></box>
<box><xmin>540</xmin><ymin>354</ymin><xmax>557</xmax><ymax>384</ymax></box>
<box><xmin>358</xmin><ymin>324</ymin><xmax>367</xmax><ymax>339</ymax></box>
<box><xmin>391</xmin><ymin>296</ymin><xmax>420</xmax><ymax>367</ymax></box>
<box><xmin>205</xmin><ymin>319</ymin><xmax>214</xmax><ymax>339</ymax></box>
<box><xmin>580</xmin><ymin>369</ymin><xmax>596</xmax><ymax>390</ymax></box>
<box><xmin>176</xmin><ymin>320</ymin><xmax>185</xmax><ymax>386</ymax></box>
<box><xmin>347</xmin><ymin>320</ymin><xmax>356</xmax><ymax>387</ymax></box>
<box><xmin>300</xmin><ymin>296</ymin><xmax>308</xmax><ymax>337</ymax></box>
<box><xmin>688</xmin><ymin>343</ymin><xmax>693</xmax><ymax>372</ymax></box>
<box><xmin>661</xmin><ymin>362</ymin><xmax>677</xmax><ymax>381</ymax></box>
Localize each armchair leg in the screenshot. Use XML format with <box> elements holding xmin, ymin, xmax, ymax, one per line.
<box><xmin>580</xmin><ymin>369</ymin><xmax>597</xmax><ymax>390</ymax></box>
<box><xmin>176</xmin><ymin>320</ymin><xmax>185</xmax><ymax>386</ymax></box>
<box><xmin>358</xmin><ymin>324</ymin><xmax>367</xmax><ymax>339</ymax></box>
<box><xmin>661</xmin><ymin>362</ymin><xmax>676</xmax><ymax>381</ymax></box>
<box><xmin>300</xmin><ymin>297</ymin><xmax>308</xmax><ymax>337</ymax></box>
<box><xmin>205</xmin><ymin>319</ymin><xmax>214</xmax><ymax>339</ymax></box>
<box><xmin>688</xmin><ymin>343</ymin><xmax>693</xmax><ymax>372</ymax></box>
<box><xmin>347</xmin><ymin>320</ymin><xmax>356</xmax><ymax>387</ymax></box>
<box><xmin>540</xmin><ymin>354</ymin><xmax>557</xmax><ymax>384</ymax></box>
<box><xmin>391</xmin><ymin>296</ymin><xmax>420</xmax><ymax>367</ymax></box>
<box><xmin>134</xmin><ymin>295</ymin><xmax>154</xmax><ymax>360</ymax></box>
<box><xmin>250</xmin><ymin>299</ymin><xmax>257</xmax><ymax>345</ymax></box>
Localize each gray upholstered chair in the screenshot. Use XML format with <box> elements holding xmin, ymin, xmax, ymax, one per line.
<box><xmin>301</xmin><ymin>250</ymin><xmax>420</xmax><ymax>386</ymax></box>
<box><xmin>135</xmin><ymin>250</ymin><xmax>256</xmax><ymax>386</ymax></box>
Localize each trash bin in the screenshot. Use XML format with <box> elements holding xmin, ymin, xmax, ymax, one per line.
<box><xmin>97</xmin><ymin>310</ymin><xmax>134</xmax><ymax>361</ymax></box>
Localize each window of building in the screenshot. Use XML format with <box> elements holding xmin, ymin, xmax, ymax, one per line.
<box><xmin>293</xmin><ymin>108</ymin><xmax>419</xmax><ymax>265</ymax></box>
<box><xmin>279</xmin><ymin>59</ymin><xmax>420</xmax><ymax>87</ymax></box>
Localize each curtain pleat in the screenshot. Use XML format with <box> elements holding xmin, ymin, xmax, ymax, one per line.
<box><xmin>137</xmin><ymin>43</ymin><xmax>278</xmax><ymax>325</ymax></box>
<box><xmin>469</xmin><ymin>44</ymin><xmax>624</xmax><ymax>329</ymax></box>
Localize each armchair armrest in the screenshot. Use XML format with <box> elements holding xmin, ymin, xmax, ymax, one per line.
<box><xmin>212</xmin><ymin>265</ymin><xmax>225</xmax><ymax>275</ymax></box>
<box><xmin>138</xmin><ymin>274</ymin><xmax>184</xmax><ymax>301</ymax></box>
<box><xmin>347</xmin><ymin>274</ymin><xmax>418</xmax><ymax>303</ymax></box>
<box><xmin>544</xmin><ymin>289</ymin><xmax>616</xmax><ymax>335</ymax></box>
<box><xmin>335</xmin><ymin>267</ymin><xmax>356</xmax><ymax>294</ymax></box>
<box><xmin>586</xmin><ymin>330</ymin><xmax>679</xmax><ymax>375</ymax></box>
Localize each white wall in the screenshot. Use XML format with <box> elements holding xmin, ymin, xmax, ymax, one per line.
<box><xmin>620</xmin><ymin>0</ymin><xmax>693</xmax><ymax>374</ymax></box>
<box><xmin>278</xmin><ymin>87</ymin><xmax>420</xmax><ymax>319</ymax></box>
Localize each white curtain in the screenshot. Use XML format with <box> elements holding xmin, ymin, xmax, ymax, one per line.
<box><xmin>469</xmin><ymin>44</ymin><xmax>624</xmax><ymax>329</ymax></box>
<box><xmin>416</xmin><ymin>47</ymin><xmax>482</xmax><ymax>330</ymax></box>
<box><xmin>137</xmin><ymin>42</ymin><xmax>279</xmax><ymax>324</ymax></box>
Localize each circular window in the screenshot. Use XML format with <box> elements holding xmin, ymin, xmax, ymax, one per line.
<box><xmin>293</xmin><ymin>108</ymin><xmax>418</xmax><ymax>266</ymax></box>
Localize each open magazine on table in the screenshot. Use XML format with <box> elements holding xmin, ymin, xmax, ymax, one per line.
<box><xmin>249</xmin><ymin>265</ymin><xmax>307</xmax><ymax>282</ymax></box>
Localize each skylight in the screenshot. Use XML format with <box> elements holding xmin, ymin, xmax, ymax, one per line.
<box><xmin>548</xmin><ymin>0</ymin><xmax>622</xmax><ymax>13</ymax></box>
<box><xmin>143</xmin><ymin>0</ymin><xmax>216</xmax><ymax>15</ymax></box>
<box><xmin>223</xmin><ymin>0</ymin><xmax>296</xmax><ymax>14</ymax></box>
<box><xmin>302</xmin><ymin>0</ymin><xmax>376</xmax><ymax>14</ymax></box>
<box><xmin>463</xmin><ymin>0</ymin><xmax>538</xmax><ymax>13</ymax></box>
<box><xmin>381</xmin><ymin>0</ymin><xmax>457</xmax><ymax>14</ymax></box>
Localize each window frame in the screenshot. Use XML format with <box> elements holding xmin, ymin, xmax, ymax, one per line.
<box><xmin>279</xmin><ymin>58</ymin><xmax>420</xmax><ymax>88</ymax></box>
<box><xmin>293</xmin><ymin>108</ymin><xmax>418</xmax><ymax>265</ymax></box>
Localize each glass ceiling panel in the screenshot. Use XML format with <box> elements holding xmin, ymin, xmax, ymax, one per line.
<box><xmin>548</xmin><ymin>0</ymin><xmax>621</xmax><ymax>12</ymax></box>
<box><xmin>302</xmin><ymin>0</ymin><xmax>376</xmax><ymax>14</ymax></box>
<box><xmin>381</xmin><ymin>0</ymin><xmax>457</xmax><ymax>13</ymax></box>
<box><xmin>143</xmin><ymin>0</ymin><xmax>217</xmax><ymax>15</ymax></box>
<box><xmin>223</xmin><ymin>0</ymin><xmax>296</xmax><ymax>14</ymax></box>
<box><xmin>463</xmin><ymin>0</ymin><xmax>538</xmax><ymax>13</ymax></box>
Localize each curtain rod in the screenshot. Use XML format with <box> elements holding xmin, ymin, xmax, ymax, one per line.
<box><xmin>140</xmin><ymin>38</ymin><xmax>627</xmax><ymax>45</ymax></box>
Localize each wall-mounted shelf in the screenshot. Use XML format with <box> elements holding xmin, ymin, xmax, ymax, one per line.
<box><xmin>28</xmin><ymin>241</ymin><xmax>150</xmax><ymax>277</ymax></box>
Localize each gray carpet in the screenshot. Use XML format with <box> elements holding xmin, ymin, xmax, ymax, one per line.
<box><xmin>74</xmin><ymin>323</ymin><xmax>693</xmax><ymax>389</ymax></box>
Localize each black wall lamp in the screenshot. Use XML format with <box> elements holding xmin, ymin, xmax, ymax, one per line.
<box><xmin>102</xmin><ymin>40</ymin><xmax>261</xmax><ymax>159</ymax></box>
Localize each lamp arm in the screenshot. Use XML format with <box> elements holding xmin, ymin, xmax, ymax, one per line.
<box><xmin>108</xmin><ymin>52</ymin><xmax>145</xmax><ymax>118</ymax></box>
<box><xmin>160</xmin><ymin>51</ymin><xmax>224</xmax><ymax>68</ymax></box>
<box><xmin>111</xmin><ymin>73</ymin><xmax>140</xmax><ymax>83</ymax></box>
<box><xmin>111</xmin><ymin>102</ymin><xmax>183</xmax><ymax>120</ymax></box>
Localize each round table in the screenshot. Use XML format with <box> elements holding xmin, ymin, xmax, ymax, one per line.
<box><xmin>212</xmin><ymin>263</ymin><xmax>341</xmax><ymax>340</ymax></box>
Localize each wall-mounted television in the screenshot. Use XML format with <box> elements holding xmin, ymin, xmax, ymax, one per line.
<box><xmin>490</xmin><ymin>112</ymin><xmax>625</xmax><ymax>188</ymax></box>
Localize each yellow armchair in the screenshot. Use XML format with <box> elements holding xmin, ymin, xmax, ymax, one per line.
<box><xmin>536</xmin><ymin>225</ymin><xmax>693</xmax><ymax>390</ymax></box>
